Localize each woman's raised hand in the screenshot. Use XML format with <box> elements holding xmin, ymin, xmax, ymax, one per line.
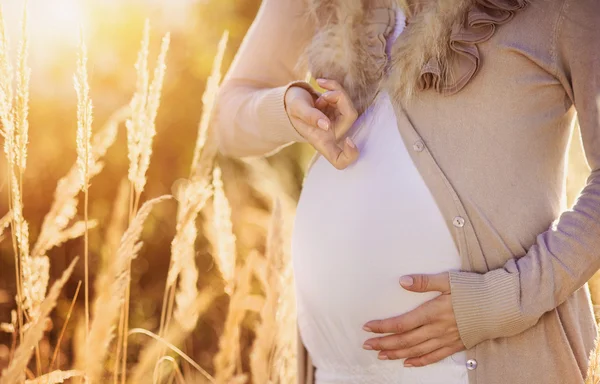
<box><xmin>285</xmin><ymin>78</ymin><xmax>359</xmax><ymax>169</ymax></box>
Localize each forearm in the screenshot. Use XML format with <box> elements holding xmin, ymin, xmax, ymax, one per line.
<box><xmin>214</xmin><ymin>0</ymin><xmax>316</xmax><ymax>158</ymax></box>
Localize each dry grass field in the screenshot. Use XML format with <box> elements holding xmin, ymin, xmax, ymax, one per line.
<box><xmin>0</xmin><ymin>1</ymin><xmax>598</xmax><ymax>383</ymax></box>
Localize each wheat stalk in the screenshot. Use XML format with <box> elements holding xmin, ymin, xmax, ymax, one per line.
<box><xmin>130</xmin><ymin>289</ymin><xmax>216</xmax><ymax>383</ymax></box>
<box><xmin>0</xmin><ymin>210</ymin><xmax>12</xmax><ymax>243</ymax></box>
<box><xmin>0</xmin><ymin>4</ymin><xmax>22</xmax><ymax>343</ymax></box>
<box><xmin>586</xmin><ymin>333</ymin><xmax>600</xmax><ymax>384</ymax></box>
<box><xmin>94</xmin><ymin>179</ymin><xmax>130</xmax><ymax>298</ymax></box>
<box><xmin>250</xmin><ymin>199</ymin><xmax>286</xmax><ymax>384</ymax></box>
<box><xmin>126</xmin><ymin>20</ymin><xmax>150</xmax><ymax>199</ymax></box>
<box><xmin>0</xmin><ymin>258</ymin><xmax>78</xmax><ymax>384</ymax></box>
<box><xmin>211</xmin><ymin>166</ymin><xmax>236</xmax><ymax>294</ymax></box>
<box><xmin>136</xmin><ymin>31</ymin><xmax>170</xmax><ymax>195</ymax></box>
<box><xmin>189</xmin><ymin>31</ymin><xmax>228</xmax><ymax>182</ymax></box>
<box><xmin>14</xmin><ymin>6</ymin><xmax>29</xmax><ymax>174</ymax></box>
<box><xmin>126</xmin><ymin>20</ymin><xmax>170</xmax><ymax>199</ymax></box>
<box><xmin>213</xmin><ymin>250</ymin><xmax>259</xmax><ymax>383</ymax></box>
<box><xmin>74</xmin><ymin>28</ymin><xmax>94</xmax><ymax>352</ymax></box>
<box><xmin>24</xmin><ymin>370</ymin><xmax>85</xmax><ymax>384</ymax></box>
<box><xmin>85</xmin><ymin>195</ymin><xmax>171</xmax><ymax>383</ymax></box>
<box><xmin>170</xmin><ymin>181</ymin><xmax>213</xmax><ymax>332</ymax></box>
<box><xmin>119</xmin><ymin>24</ymin><xmax>170</xmax><ymax>382</ymax></box>
<box><xmin>130</xmin><ymin>327</ymin><xmax>215</xmax><ymax>384</ymax></box>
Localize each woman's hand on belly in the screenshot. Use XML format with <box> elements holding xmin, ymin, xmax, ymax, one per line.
<box><xmin>285</xmin><ymin>78</ymin><xmax>359</xmax><ymax>169</ymax></box>
<box><xmin>361</xmin><ymin>272</ymin><xmax>466</xmax><ymax>367</ymax></box>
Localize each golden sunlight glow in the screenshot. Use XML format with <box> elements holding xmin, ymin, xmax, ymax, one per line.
<box><xmin>5</xmin><ymin>0</ymin><xmax>87</xmax><ymax>50</ymax></box>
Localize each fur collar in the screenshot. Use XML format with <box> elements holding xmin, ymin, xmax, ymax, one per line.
<box><xmin>297</xmin><ymin>0</ymin><xmax>530</xmax><ymax>114</ymax></box>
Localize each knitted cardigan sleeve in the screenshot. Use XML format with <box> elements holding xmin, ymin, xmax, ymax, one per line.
<box><xmin>214</xmin><ymin>0</ymin><xmax>317</xmax><ymax>158</ymax></box>
<box><xmin>449</xmin><ymin>0</ymin><xmax>600</xmax><ymax>349</ymax></box>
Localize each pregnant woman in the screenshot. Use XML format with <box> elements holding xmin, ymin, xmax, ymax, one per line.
<box><xmin>290</xmin><ymin>7</ymin><xmax>468</xmax><ymax>384</ymax></box>
<box><xmin>215</xmin><ymin>0</ymin><xmax>600</xmax><ymax>383</ymax></box>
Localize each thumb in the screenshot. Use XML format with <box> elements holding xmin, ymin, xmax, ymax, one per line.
<box><xmin>399</xmin><ymin>272</ymin><xmax>450</xmax><ymax>293</ymax></box>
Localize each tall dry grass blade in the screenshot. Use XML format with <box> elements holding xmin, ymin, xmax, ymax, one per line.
<box><xmin>121</xmin><ymin>27</ymin><xmax>170</xmax><ymax>380</ymax></box>
<box><xmin>74</xmin><ymin>28</ymin><xmax>93</xmax><ymax>350</ymax></box>
<box><xmin>75</xmin><ymin>32</ymin><xmax>93</xmax><ymax>192</ymax></box>
<box><xmin>271</xmin><ymin>258</ymin><xmax>297</xmax><ymax>382</ymax></box>
<box><xmin>24</xmin><ymin>370</ymin><xmax>85</xmax><ymax>384</ymax></box>
<box><xmin>20</xmin><ymin>251</ymin><xmax>49</xmax><ymax>321</ymax></box>
<box><xmin>210</xmin><ymin>166</ymin><xmax>236</xmax><ymax>294</ymax></box>
<box><xmin>129</xmin><ymin>288</ymin><xmax>216</xmax><ymax>384</ymax></box>
<box><xmin>213</xmin><ymin>251</ymin><xmax>259</xmax><ymax>383</ymax></box>
<box><xmin>154</xmin><ymin>180</ymin><xmax>211</xmax><ymax>381</ymax></box>
<box><xmin>152</xmin><ymin>356</ymin><xmax>185</xmax><ymax>384</ymax></box>
<box><xmin>586</xmin><ymin>333</ymin><xmax>600</xmax><ymax>384</ymax></box>
<box><xmin>126</xmin><ymin>20</ymin><xmax>170</xmax><ymax>197</ymax></box>
<box><xmin>250</xmin><ymin>198</ymin><xmax>296</xmax><ymax>383</ymax></box>
<box><xmin>165</xmin><ymin>181</ymin><xmax>212</xmax><ymax>289</ymax></box>
<box><xmin>0</xmin><ymin>258</ymin><xmax>78</xmax><ymax>384</ymax></box>
<box><xmin>0</xmin><ymin>210</ymin><xmax>12</xmax><ymax>243</ymax></box>
<box><xmin>14</xmin><ymin>6</ymin><xmax>29</xmax><ymax>173</ymax></box>
<box><xmin>85</xmin><ymin>195</ymin><xmax>171</xmax><ymax>383</ymax></box>
<box><xmin>126</xmin><ymin>20</ymin><xmax>150</xmax><ymax>193</ymax></box>
<box><xmin>0</xmin><ymin>6</ymin><xmax>13</xmax><ymax>124</ymax></box>
<box><xmin>189</xmin><ymin>30</ymin><xmax>228</xmax><ymax>182</ymax></box>
<box><xmin>169</xmin><ymin>181</ymin><xmax>213</xmax><ymax>331</ymax></box>
<box><xmin>32</xmin><ymin>106</ymin><xmax>126</xmax><ymax>259</ymax></box>
<box><xmin>0</xmin><ymin>4</ymin><xmax>24</xmax><ymax>344</ymax></box>
<box><xmin>250</xmin><ymin>200</ymin><xmax>285</xmax><ymax>384</ymax></box>
<box><xmin>136</xmin><ymin>32</ymin><xmax>169</xmax><ymax>195</ymax></box>
<box><xmin>49</xmin><ymin>281</ymin><xmax>81</xmax><ymax>371</ymax></box>
<box><xmin>38</xmin><ymin>220</ymin><xmax>98</xmax><ymax>255</ymax></box>
<box><xmin>94</xmin><ymin>178</ymin><xmax>129</xmax><ymax>296</ymax></box>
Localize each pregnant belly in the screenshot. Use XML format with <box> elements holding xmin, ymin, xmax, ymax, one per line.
<box><xmin>290</xmin><ymin>157</ymin><xmax>463</xmax><ymax>378</ymax></box>
<box><xmin>291</xmin><ymin>189</ymin><xmax>462</xmax><ymax>370</ymax></box>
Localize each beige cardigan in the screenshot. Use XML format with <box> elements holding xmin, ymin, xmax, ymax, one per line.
<box><xmin>214</xmin><ymin>0</ymin><xmax>600</xmax><ymax>383</ymax></box>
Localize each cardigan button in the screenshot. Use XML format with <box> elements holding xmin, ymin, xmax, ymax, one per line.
<box><xmin>412</xmin><ymin>140</ymin><xmax>424</xmax><ymax>152</ymax></box>
<box><xmin>466</xmin><ymin>359</ymin><xmax>478</xmax><ymax>370</ymax></box>
<box><xmin>453</xmin><ymin>216</ymin><xmax>465</xmax><ymax>228</ymax></box>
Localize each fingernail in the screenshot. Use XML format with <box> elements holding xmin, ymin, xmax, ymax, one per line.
<box><xmin>362</xmin><ymin>343</ymin><xmax>373</xmax><ymax>350</ymax></box>
<box><xmin>404</xmin><ymin>363</ymin><xmax>414</xmax><ymax>367</ymax></box>
<box><xmin>316</xmin><ymin>78</ymin><xmax>326</xmax><ymax>84</ymax></box>
<box><xmin>317</xmin><ymin>119</ymin><xmax>329</xmax><ymax>130</ymax></box>
<box><xmin>362</xmin><ymin>325</ymin><xmax>372</xmax><ymax>332</ymax></box>
<box><xmin>346</xmin><ymin>137</ymin><xmax>356</xmax><ymax>148</ymax></box>
<box><xmin>400</xmin><ymin>276</ymin><xmax>414</xmax><ymax>287</ymax></box>
<box><xmin>378</xmin><ymin>354</ymin><xmax>388</xmax><ymax>360</ymax></box>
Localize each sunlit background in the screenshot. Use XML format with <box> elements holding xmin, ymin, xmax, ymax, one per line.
<box><xmin>0</xmin><ymin>0</ymin><xmax>594</xmax><ymax>382</ymax></box>
<box><xmin>0</xmin><ymin>0</ymin><xmax>314</xmax><ymax>378</ymax></box>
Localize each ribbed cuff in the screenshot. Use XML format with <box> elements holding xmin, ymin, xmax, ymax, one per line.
<box><xmin>449</xmin><ymin>269</ymin><xmax>524</xmax><ymax>349</ymax></box>
<box><xmin>257</xmin><ymin>80</ymin><xmax>318</xmax><ymax>144</ymax></box>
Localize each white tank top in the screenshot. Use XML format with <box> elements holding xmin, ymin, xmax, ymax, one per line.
<box><xmin>291</xmin><ymin>7</ymin><xmax>469</xmax><ymax>384</ymax></box>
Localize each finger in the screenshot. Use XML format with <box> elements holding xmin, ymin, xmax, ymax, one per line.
<box><xmin>399</xmin><ymin>272</ymin><xmax>451</xmax><ymax>294</ymax></box>
<box><xmin>403</xmin><ymin>343</ymin><xmax>465</xmax><ymax>367</ymax></box>
<box><xmin>288</xmin><ymin>98</ymin><xmax>331</xmax><ymax>131</ymax></box>
<box><xmin>316</xmin><ymin>78</ymin><xmax>344</xmax><ymax>91</ymax></box>
<box><xmin>363</xmin><ymin>306</ymin><xmax>430</xmax><ymax>334</ymax></box>
<box><xmin>317</xmin><ymin>136</ymin><xmax>358</xmax><ymax>170</ymax></box>
<box><xmin>363</xmin><ymin>325</ymin><xmax>442</xmax><ymax>351</ymax></box>
<box><xmin>315</xmin><ymin>95</ymin><xmax>328</xmax><ymax>111</ymax></box>
<box><xmin>378</xmin><ymin>337</ymin><xmax>445</xmax><ymax>361</ymax></box>
<box><xmin>321</xmin><ymin>91</ymin><xmax>358</xmax><ymax>121</ymax></box>
<box><xmin>300</xmin><ymin>118</ymin><xmax>359</xmax><ymax>169</ymax></box>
